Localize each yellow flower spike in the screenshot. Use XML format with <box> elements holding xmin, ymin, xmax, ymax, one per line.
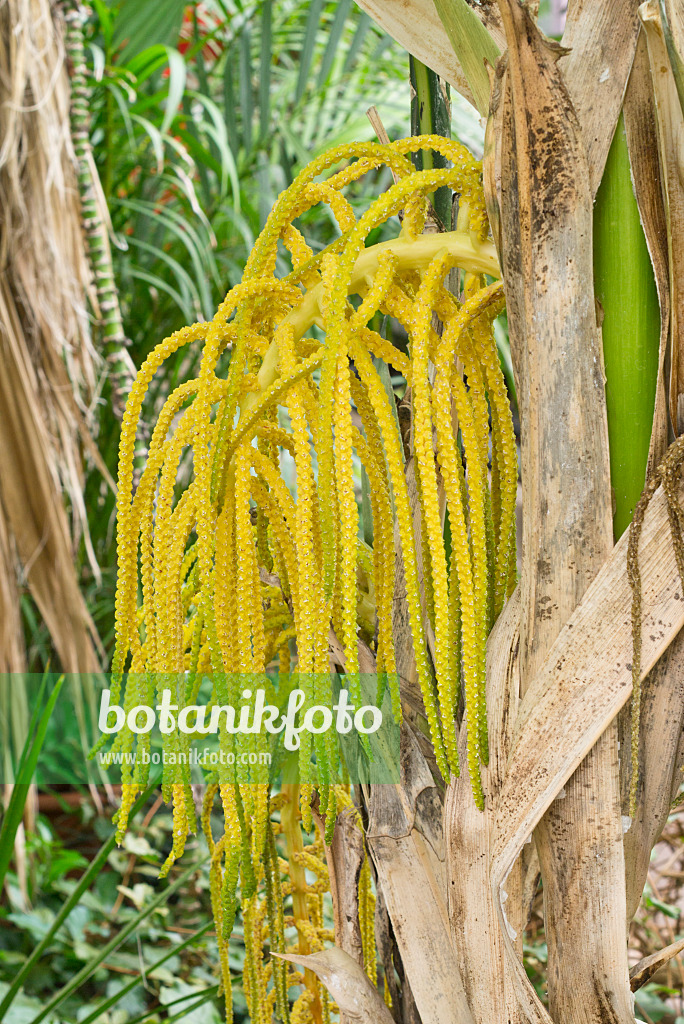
<box><xmin>250</xmin><ymin>448</ymin><xmax>298</xmax><ymax>529</ymax></box>
<box><xmin>242</xmin><ymin>897</ymin><xmax>260</xmax><ymax>1023</ymax></box>
<box><xmin>113</xmin><ymin>328</ymin><xmax>239</xmax><ymax>682</ymax></box>
<box><xmin>358</xmin><ymin>855</ymin><xmax>377</xmax><ymax>983</ymax></box>
<box><xmin>468</xmin><ymin>311</ymin><xmax>517</xmax><ymax>615</ymax></box>
<box><xmin>154</xmin><ymin>421</ymin><xmax>199</xmax><ymax>670</ymax></box>
<box><xmin>208</xmin><ymin>836</ymin><xmax>234</xmax><ymax>1022</ymax></box>
<box><xmin>208</xmin><ymin>278</ymin><xmax>303</xmax><ymax>505</ymax></box>
<box><xmin>185</xmin><ymin>612</ymin><xmax>205</xmax><ymax>681</ymax></box>
<box><xmin>334</xmin><ymin>358</ymin><xmax>362</xmax><ymax>700</ymax></box>
<box><xmin>316</xmin><ymin>252</ymin><xmax>343</xmax><ymax>600</ymax></box>
<box><xmin>350</xmin><ymin>431</ymin><xmax>386</xmax><ymax>645</ymax></box>
<box><xmin>351</xmin><ymin>338</ymin><xmax>448</xmax><ymax>778</ymax></box>
<box><xmin>282</xmin><ymin>223</ymin><xmax>314</xmax><ymax>270</ymax></box>
<box><xmin>138</xmin><ymin>488</ymin><xmax>157</xmax><ymax>672</ymax></box>
<box><xmin>219</xmin><ymin>782</ymin><xmax>242</xmax><ymax>855</ymax></box>
<box><xmin>393</xmin><ymin>136</ymin><xmax>487</xmax><ymax>239</ymax></box>
<box><xmin>448</xmin><ymin>375</ymin><xmax>489</xmax><ymax>769</ymax></box>
<box><xmin>158</xmin><ymin>783</ymin><xmax>191</xmax><ymax>879</ymax></box>
<box><xmin>114</xmin><ymin>783</ymin><xmax>139</xmax><ymax>844</ymax></box>
<box><xmin>356</xmin><ymin>325</ymin><xmax>411</xmax><ymax>380</ymax></box>
<box><xmin>249</xmin><ymin>476</ymin><xmax>301</xmax><ymax>636</ymax></box>
<box><xmin>349</xmin><ymin>410</ymin><xmax>397</xmax><ymax>703</ymax></box>
<box><xmin>291</xmin><ymin>989</ymin><xmax>315</xmax><ymax>1024</ymax></box>
<box><xmin>234</xmin><ymin>446</ymin><xmax>257</xmax><ymax>674</ymax></box>
<box><xmin>263</xmin><ymin>605</ymin><xmax>292</xmax><ymax>630</ymax></box>
<box><xmin>438</xmin><ymin>287</ymin><xmax>511</xmax><ymax>685</ymax></box>
<box><xmin>263</xmin><ymin>345</ymin><xmax>334</xmax><ymax>783</ymax></box>
<box><xmin>291</xmin><ymin>849</ymin><xmax>330</xmax><ymax>882</ymax></box>
<box><xmin>432</xmin><ymin>283</ymin><xmax>506</xmax><ymax>801</ymax></box>
<box><xmin>402</xmin><ymin>193</ymin><xmax>429</xmax><ymax>239</ymax></box>
<box><xmin>411</xmin><ymin>247</ymin><xmax>463</xmax><ymax>774</ymax></box>
<box><xmin>351</xmin><ymin>250</ymin><xmax>399</xmax><ymax>331</ymax></box>
<box><xmin>489</xmin><ymin>397</ymin><xmax>503</xmax><ymax>549</ymax></box>
<box><xmin>316</xmin><ymin>163</ymin><xmax>497</xmax><ymax>596</ymax></box>
<box><xmin>240</xmin><ymin>228</ymin><xmax>496</xmax><ymax>449</ymax></box>
<box><xmin>290</xmin><ymin>916</ymin><xmax>318</xmax><ymax>951</ymax></box>
<box><xmin>202</xmin><ymin>783</ymin><xmax>219</xmax><ymax>854</ymax></box>
<box><xmin>381</xmin><ymin>282</ymin><xmax>441</xmax><ymax>355</ymax></box>
<box><xmin>215</xmin><ymin>497</ymin><xmax>239</xmax><ymax>672</ymax></box>
<box><xmin>225</xmin><ymin>350</ymin><xmax>324</xmax><ymax>468</ymax></box>
<box><xmin>249</xmin><ymin>532</ymin><xmax>267</xmax><ymax>672</ymax></box>
<box><xmin>250</xmin><ymin>896</ymin><xmax>269</xmax><ymax>1024</ymax></box>
<box><xmin>256</xmin><ymin>421</ymin><xmax>296</xmax><ymax>456</ymax></box>
<box><xmin>243</xmin><ymin>141</ymin><xmax>414</xmax><ymax>277</ymax></box>
<box><xmin>278</xmin><ymin>324</ymin><xmax>318</xmax><ymax>676</ymax></box>
<box><xmin>264</xmin><ymin>626</ymin><xmax>297</xmax><ymax>669</ymax></box>
<box><xmin>452</xmin><ymin>327</ymin><xmax>494</xmax><ymax>674</ymax></box>
<box><xmin>265</xmin><ymin>821</ymin><xmax>289</xmax><ymax>1023</ymax></box>
<box><xmin>325</xmin><ymin>152</ymin><xmax>405</xmax><ymax>192</ymax></box>
<box><xmin>447</xmin><ymin>535</ymin><xmax>464</xmax><ymax>713</ymax></box>
<box><xmin>299</xmin><ymin>181</ymin><xmax>357</xmax><ymax>233</ymax></box>
<box><xmin>180</xmin><ymin>542</ymin><xmax>198</xmax><ymax>587</ymax></box>
<box><xmin>113</xmin><ymin>323</ymin><xmax>209</xmax><ymax>665</ymax></box>
<box><xmin>411</xmin><ymin>451</ymin><xmax>437</xmax><ymax>637</ymax></box>
<box><xmin>128</xmin><ymin>401</ymin><xmax>207</xmax><ymax>672</ymax></box>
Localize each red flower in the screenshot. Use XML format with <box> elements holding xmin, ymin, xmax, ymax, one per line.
<box><xmin>178</xmin><ymin>3</ymin><xmax>224</xmax><ymax>64</ymax></box>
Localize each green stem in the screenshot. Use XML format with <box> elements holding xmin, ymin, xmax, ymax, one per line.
<box><xmin>409</xmin><ymin>57</ymin><xmax>452</xmax><ymax>230</ymax></box>
<box><xmin>593</xmin><ymin>113</ymin><xmax>661</xmax><ymax>540</ymax></box>
<box><xmin>64</xmin><ymin>2</ymin><xmax>133</xmax><ymax>417</ymax></box>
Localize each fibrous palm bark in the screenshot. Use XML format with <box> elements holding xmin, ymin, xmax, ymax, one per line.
<box><xmin>0</xmin><ymin>0</ymin><xmax>101</xmax><ymax>672</ymax></box>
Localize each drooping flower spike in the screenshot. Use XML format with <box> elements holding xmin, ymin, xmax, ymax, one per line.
<box><xmin>103</xmin><ymin>136</ymin><xmax>515</xmax><ymax>1021</ymax></box>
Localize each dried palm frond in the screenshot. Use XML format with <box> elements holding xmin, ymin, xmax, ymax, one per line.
<box><xmin>0</xmin><ymin>0</ymin><xmax>101</xmax><ymax>670</ymax></box>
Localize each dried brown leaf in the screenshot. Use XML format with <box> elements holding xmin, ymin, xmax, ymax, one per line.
<box><xmin>559</xmin><ymin>0</ymin><xmax>642</xmax><ymax>195</ymax></box>
<box><xmin>354</xmin><ymin>0</ymin><xmax>505</xmax><ymax>110</ymax></box>
<box><xmin>494</xmin><ymin>1</ymin><xmax>630</xmax><ymax>1021</ymax></box>
<box><xmin>640</xmin><ymin>0</ymin><xmax>684</xmax><ymax>435</ymax></box>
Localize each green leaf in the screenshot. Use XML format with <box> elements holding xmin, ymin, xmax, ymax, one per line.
<box><xmin>0</xmin><ymin>983</ymin><xmax>58</xmax><ymax>1024</ymax></box>
<box><xmin>239</xmin><ymin>26</ymin><xmax>253</xmax><ymax>153</ymax></box>
<box><xmin>259</xmin><ymin>1</ymin><xmax>273</xmax><ymax>138</ymax></box>
<box><xmin>296</xmin><ymin>0</ymin><xmax>324</xmax><ymax>105</ymax></box>
<box><xmin>646</xmin><ymin>895</ymin><xmax>681</xmax><ymax>918</ymax></box>
<box><xmin>161</xmin><ymin>48</ymin><xmax>187</xmax><ymax>135</ymax></box>
<box><xmin>0</xmin><ymin>782</ymin><xmax>159</xmax><ymax>1022</ymax></box>
<box><xmin>26</xmin><ymin>857</ymin><xmax>206</xmax><ymax>1024</ymax></box>
<box><xmin>635</xmin><ymin>984</ymin><xmax>671</xmax><ymax>1022</ymax></box>
<box><xmin>0</xmin><ymin>676</ymin><xmax>64</xmax><ymax>891</ymax></box>
<box><xmin>342</xmin><ymin>11</ymin><xmax>371</xmax><ymax>76</ymax></box>
<box><xmin>593</xmin><ymin>115</ymin><xmax>661</xmax><ymax>539</ymax></box>
<box><xmin>186</xmin><ymin>91</ymin><xmax>241</xmax><ymax>207</ymax></box>
<box><xmin>432</xmin><ymin>0</ymin><xmax>500</xmax><ymax>116</ymax></box>
<box><xmin>113</xmin><ymin>0</ymin><xmax>188</xmax><ymax>63</ymax></box>
<box><xmin>77</xmin><ymin>923</ymin><xmax>213</xmax><ymax>1024</ymax></box>
<box><xmin>159</xmin><ymin>981</ymin><xmax>222</xmax><ymax>1024</ymax></box>
<box><xmin>317</xmin><ymin>0</ymin><xmax>352</xmax><ymax>88</ymax></box>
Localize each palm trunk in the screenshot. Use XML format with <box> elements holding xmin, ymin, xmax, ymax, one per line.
<box><xmin>343</xmin><ymin>2</ymin><xmax>684</xmax><ymax>1023</ymax></box>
